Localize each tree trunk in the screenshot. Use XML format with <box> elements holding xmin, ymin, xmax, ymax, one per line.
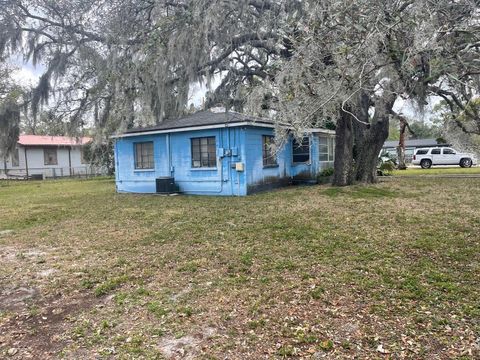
<box><xmin>397</xmin><ymin>117</ymin><xmax>407</xmax><ymax>170</ymax></box>
<box><xmin>396</xmin><ymin>146</ymin><xmax>406</xmax><ymax>169</ymax></box>
<box><xmin>354</xmin><ymin>125</ymin><xmax>386</xmax><ymax>183</ymax></box>
<box><xmin>353</xmin><ymin>95</ymin><xmax>395</xmax><ymax>183</ymax></box>
<box><xmin>332</xmin><ymin>92</ymin><xmax>395</xmax><ymax>186</ymax></box>
<box><xmin>332</xmin><ymin>109</ymin><xmax>354</xmax><ymax>186</ymax></box>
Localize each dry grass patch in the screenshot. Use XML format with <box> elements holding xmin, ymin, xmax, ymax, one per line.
<box><xmin>0</xmin><ymin>177</ymin><xmax>479</xmax><ymax>359</ymax></box>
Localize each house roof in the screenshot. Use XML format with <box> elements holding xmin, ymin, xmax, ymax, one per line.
<box><xmin>124</xmin><ymin>111</ymin><xmax>275</xmax><ymax>134</ymax></box>
<box><xmin>18</xmin><ymin>135</ymin><xmax>92</xmax><ymax>147</ymax></box>
<box><xmin>383</xmin><ymin>138</ymin><xmax>448</xmax><ymax>149</ymax></box>
<box><xmin>115</xmin><ymin>110</ymin><xmax>334</xmax><ymax>138</ymax></box>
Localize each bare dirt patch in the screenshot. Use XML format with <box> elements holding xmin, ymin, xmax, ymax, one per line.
<box><xmin>0</xmin><ymin>287</ymin><xmax>39</xmax><ymax>312</ymax></box>
<box><xmin>158</xmin><ymin>327</ymin><xmax>217</xmax><ymax>359</ymax></box>
<box><xmin>0</xmin><ymin>293</ymin><xmax>99</xmax><ymax>359</ymax></box>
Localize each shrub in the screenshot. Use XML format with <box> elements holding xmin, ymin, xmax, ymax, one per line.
<box><xmin>319</xmin><ymin>167</ymin><xmax>334</xmax><ymax>177</ymax></box>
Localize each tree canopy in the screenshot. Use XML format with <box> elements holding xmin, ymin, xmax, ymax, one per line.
<box><xmin>0</xmin><ymin>60</ymin><xmax>24</xmax><ymax>157</ymax></box>
<box><xmin>0</xmin><ymin>0</ymin><xmax>302</xmax><ymax>130</ymax></box>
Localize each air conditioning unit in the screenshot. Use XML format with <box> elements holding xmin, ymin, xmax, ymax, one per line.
<box><xmin>156</xmin><ymin>177</ymin><xmax>176</xmax><ymax>194</ymax></box>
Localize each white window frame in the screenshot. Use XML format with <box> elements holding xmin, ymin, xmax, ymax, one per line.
<box><xmin>319</xmin><ymin>135</ymin><xmax>335</xmax><ymax>163</ymax></box>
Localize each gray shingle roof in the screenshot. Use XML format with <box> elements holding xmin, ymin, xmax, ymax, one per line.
<box><xmin>383</xmin><ymin>138</ymin><xmax>448</xmax><ymax>148</ymax></box>
<box><xmin>125</xmin><ymin>110</ymin><xmax>274</xmax><ymax>134</ymax></box>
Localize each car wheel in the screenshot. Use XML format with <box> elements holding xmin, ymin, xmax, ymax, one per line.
<box><xmin>460</xmin><ymin>158</ymin><xmax>472</xmax><ymax>168</ymax></box>
<box><xmin>420</xmin><ymin>159</ymin><xmax>432</xmax><ymax>169</ymax></box>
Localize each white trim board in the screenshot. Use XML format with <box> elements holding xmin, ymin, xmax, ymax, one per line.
<box><xmin>112</xmin><ymin>122</ymin><xmax>335</xmax><ymax>139</ymax></box>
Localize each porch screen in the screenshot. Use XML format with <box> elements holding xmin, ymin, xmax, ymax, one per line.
<box><xmin>134</xmin><ymin>142</ymin><xmax>154</xmax><ymax>169</ymax></box>
<box><xmin>191</xmin><ymin>137</ymin><xmax>216</xmax><ymax>168</ymax></box>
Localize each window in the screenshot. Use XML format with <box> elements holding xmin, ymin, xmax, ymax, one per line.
<box><xmin>443</xmin><ymin>148</ymin><xmax>455</xmax><ymax>155</ymax></box>
<box><xmin>416</xmin><ymin>149</ymin><xmax>428</xmax><ymax>155</ymax></box>
<box><xmin>44</xmin><ymin>148</ymin><xmax>58</xmax><ymax>165</ymax></box>
<box><xmin>319</xmin><ymin>135</ymin><xmax>335</xmax><ymax>162</ymax></box>
<box><xmin>134</xmin><ymin>142</ymin><xmax>154</xmax><ymax>169</ymax></box>
<box><xmin>292</xmin><ymin>137</ymin><xmax>310</xmax><ymax>163</ymax></box>
<box><xmin>11</xmin><ymin>148</ymin><xmax>19</xmax><ymax>167</ymax></box>
<box><xmin>191</xmin><ymin>137</ymin><xmax>216</xmax><ymax>168</ymax></box>
<box><xmin>431</xmin><ymin>148</ymin><xmax>441</xmax><ymax>155</ymax></box>
<box><xmin>262</xmin><ymin>135</ymin><xmax>277</xmax><ymax>167</ymax></box>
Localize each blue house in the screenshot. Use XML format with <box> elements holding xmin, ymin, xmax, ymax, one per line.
<box><xmin>113</xmin><ymin>111</ymin><xmax>335</xmax><ymax>196</ymax></box>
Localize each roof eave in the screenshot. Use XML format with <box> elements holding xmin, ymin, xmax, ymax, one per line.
<box><xmin>112</xmin><ymin>122</ymin><xmax>336</xmax><ymax>139</ymax></box>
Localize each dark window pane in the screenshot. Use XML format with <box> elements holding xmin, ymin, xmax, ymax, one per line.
<box><xmin>191</xmin><ymin>137</ymin><xmax>216</xmax><ymax>168</ymax></box>
<box><xmin>262</xmin><ymin>135</ymin><xmax>277</xmax><ymax>166</ymax></box>
<box><xmin>292</xmin><ymin>137</ymin><xmax>310</xmax><ymax>163</ymax></box>
<box><xmin>44</xmin><ymin>148</ymin><xmax>58</xmax><ymax>165</ymax></box>
<box><xmin>431</xmin><ymin>149</ymin><xmax>441</xmax><ymax>154</ymax></box>
<box><xmin>416</xmin><ymin>149</ymin><xmax>428</xmax><ymax>155</ymax></box>
<box><xmin>134</xmin><ymin>142</ymin><xmax>154</xmax><ymax>169</ymax></box>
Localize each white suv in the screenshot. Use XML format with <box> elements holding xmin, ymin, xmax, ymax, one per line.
<box><xmin>412</xmin><ymin>147</ymin><xmax>477</xmax><ymax>169</ymax></box>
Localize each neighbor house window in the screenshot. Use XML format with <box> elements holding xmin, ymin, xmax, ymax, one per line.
<box><xmin>292</xmin><ymin>137</ymin><xmax>310</xmax><ymax>163</ymax></box>
<box><xmin>262</xmin><ymin>135</ymin><xmax>277</xmax><ymax>167</ymax></box>
<box><xmin>11</xmin><ymin>148</ymin><xmax>19</xmax><ymax>167</ymax></box>
<box><xmin>44</xmin><ymin>148</ymin><xmax>58</xmax><ymax>165</ymax></box>
<box><xmin>319</xmin><ymin>135</ymin><xmax>335</xmax><ymax>163</ymax></box>
<box><xmin>191</xmin><ymin>137</ymin><xmax>216</xmax><ymax>168</ymax></box>
<box><xmin>134</xmin><ymin>142</ymin><xmax>154</xmax><ymax>169</ymax></box>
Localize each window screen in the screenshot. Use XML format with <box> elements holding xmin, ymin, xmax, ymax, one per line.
<box><xmin>44</xmin><ymin>148</ymin><xmax>58</xmax><ymax>165</ymax></box>
<box><xmin>191</xmin><ymin>137</ymin><xmax>216</xmax><ymax>168</ymax></box>
<box><xmin>262</xmin><ymin>135</ymin><xmax>277</xmax><ymax>166</ymax></box>
<box><xmin>292</xmin><ymin>137</ymin><xmax>310</xmax><ymax>163</ymax></box>
<box><xmin>134</xmin><ymin>142</ymin><xmax>154</xmax><ymax>169</ymax></box>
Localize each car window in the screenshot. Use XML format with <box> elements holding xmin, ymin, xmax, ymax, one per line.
<box><xmin>416</xmin><ymin>149</ymin><xmax>428</xmax><ymax>155</ymax></box>
<box><xmin>431</xmin><ymin>149</ymin><xmax>441</xmax><ymax>155</ymax></box>
<box><xmin>443</xmin><ymin>148</ymin><xmax>455</xmax><ymax>155</ymax></box>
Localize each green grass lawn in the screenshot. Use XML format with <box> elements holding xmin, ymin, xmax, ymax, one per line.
<box><xmin>0</xmin><ymin>178</ymin><xmax>479</xmax><ymax>359</ymax></box>
<box><xmin>393</xmin><ymin>166</ymin><xmax>480</xmax><ymax>176</ymax></box>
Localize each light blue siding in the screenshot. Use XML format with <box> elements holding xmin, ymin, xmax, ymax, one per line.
<box><xmin>244</xmin><ymin>127</ymin><xmax>290</xmax><ymax>193</ymax></box>
<box><xmin>115</xmin><ymin>127</ymin><xmax>247</xmax><ymax>196</ymax></box>
<box><xmin>114</xmin><ymin>125</ymin><xmax>335</xmax><ymax>196</ymax></box>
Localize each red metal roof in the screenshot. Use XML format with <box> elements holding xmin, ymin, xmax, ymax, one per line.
<box><xmin>18</xmin><ymin>135</ymin><xmax>92</xmax><ymax>146</ymax></box>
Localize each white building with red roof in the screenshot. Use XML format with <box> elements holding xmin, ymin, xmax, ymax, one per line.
<box><xmin>3</xmin><ymin>135</ymin><xmax>94</xmax><ymax>178</ymax></box>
